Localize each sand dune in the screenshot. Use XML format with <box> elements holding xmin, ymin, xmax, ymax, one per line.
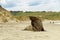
<box><xmin>0</xmin><ymin>20</ymin><xmax>60</xmax><ymax>40</ymax></box>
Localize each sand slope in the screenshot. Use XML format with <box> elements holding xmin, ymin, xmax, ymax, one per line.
<box><xmin>0</xmin><ymin>20</ymin><xmax>60</xmax><ymax>40</ymax></box>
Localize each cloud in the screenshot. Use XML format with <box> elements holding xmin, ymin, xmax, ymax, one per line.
<box><xmin>28</xmin><ymin>0</ymin><xmax>41</xmax><ymax>6</ymax></box>
<box><xmin>0</xmin><ymin>0</ymin><xmax>17</xmax><ymax>8</ymax></box>
<box><xmin>0</xmin><ymin>0</ymin><xmax>60</xmax><ymax>11</ymax></box>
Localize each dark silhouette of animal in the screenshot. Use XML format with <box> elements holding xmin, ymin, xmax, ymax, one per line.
<box><xmin>29</xmin><ymin>16</ymin><xmax>44</xmax><ymax>31</ymax></box>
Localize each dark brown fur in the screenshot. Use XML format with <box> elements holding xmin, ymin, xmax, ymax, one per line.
<box><xmin>29</xmin><ymin>16</ymin><xmax>44</xmax><ymax>31</ymax></box>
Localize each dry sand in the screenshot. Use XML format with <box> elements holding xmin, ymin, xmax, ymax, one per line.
<box><xmin>0</xmin><ymin>20</ymin><xmax>60</xmax><ymax>40</ymax></box>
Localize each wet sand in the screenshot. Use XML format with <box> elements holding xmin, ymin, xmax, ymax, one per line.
<box><xmin>0</xmin><ymin>20</ymin><xmax>60</xmax><ymax>40</ymax></box>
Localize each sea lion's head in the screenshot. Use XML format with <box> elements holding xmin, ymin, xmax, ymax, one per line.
<box><xmin>29</xmin><ymin>16</ymin><xmax>39</xmax><ymax>21</ymax></box>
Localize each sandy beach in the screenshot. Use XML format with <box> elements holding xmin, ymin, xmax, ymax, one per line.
<box><xmin>0</xmin><ymin>20</ymin><xmax>60</xmax><ymax>40</ymax></box>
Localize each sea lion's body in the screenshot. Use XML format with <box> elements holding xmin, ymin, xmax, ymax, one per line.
<box><xmin>29</xmin><ymin>16</ymin><xmax>44</xmax><ymax>31</ymax></box>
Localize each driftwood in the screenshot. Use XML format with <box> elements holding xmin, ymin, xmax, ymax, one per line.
<box><xmin>24</xmin><ymin>16</ymin><xmax>44</xmax><ymax>31</ymax></box>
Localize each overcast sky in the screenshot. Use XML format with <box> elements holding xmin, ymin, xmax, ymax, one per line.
<box><xmin>0</xmin><ymin>0</ymin><xmax>60</xmax><ymax>11</ymax></box>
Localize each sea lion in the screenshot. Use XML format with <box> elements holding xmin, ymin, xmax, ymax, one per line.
<box><xmin>24</xmin><ymin>16</ymin><xmax>44</xmax><ymax>31</ymax></box>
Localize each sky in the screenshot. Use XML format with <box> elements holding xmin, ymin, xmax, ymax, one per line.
<box><xmin>0</xmin><ymin>0</ymin><xmax>60</xmax><ymax>11</ymax></box>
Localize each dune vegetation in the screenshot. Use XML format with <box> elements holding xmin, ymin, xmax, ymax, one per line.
<box><xmin>10</xmin><ymin>11</ymin><xmax>60</xmax><ymax>20</ymax></box>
